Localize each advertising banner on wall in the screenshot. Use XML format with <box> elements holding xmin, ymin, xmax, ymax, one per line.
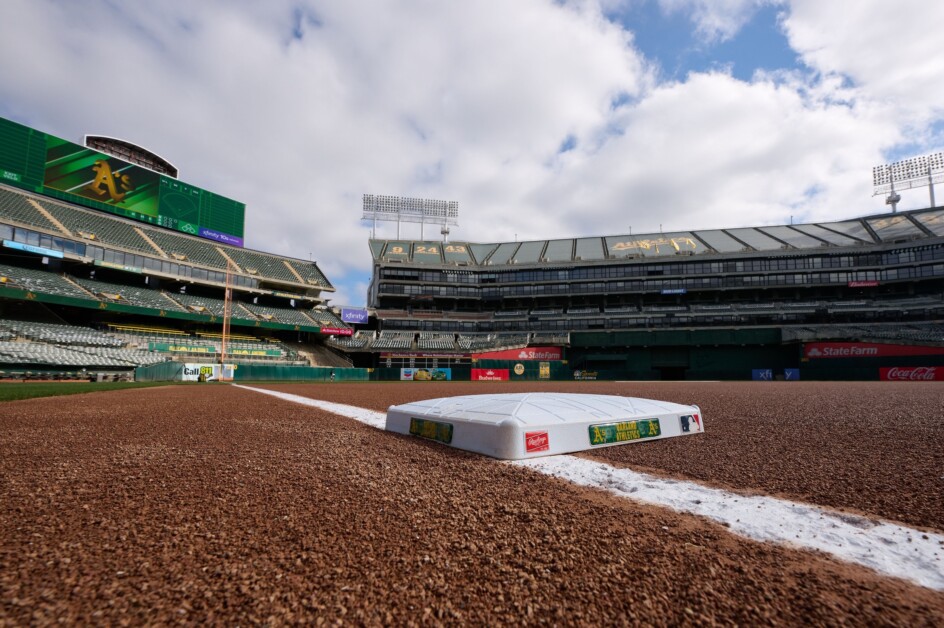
<box><xmin>472</xmin><ymin>347</ymin><xmax>563</xmax><ymax>361</ymax></box>
<box><xmin>472</xmin><ymin>368</ymin><xmax>509</xmax><ymax>381</ymax></box>
<box><xmin>401</xmin><ymin>368</ymin><xmax>452</xmax><ymax>381</ymax></box>
<box><xmin>879</xmin><ymin>366</ymin><xmax>944</xmax><ymax>381</ymax></box>
<box><xmin>320</xmin><ymin>327</ymin><xmax>353</xmax><ymax>336</ymax></box>
<box><xmin>180</xmin><ymin>363</ymin><xmax>235</xmax><ymax>381</ymax></box>
<box><xmin>341</xmin><ymin>307</ymin><xmax>369</xmax><ymax>324</ymax></box>
<box><xmin>804</xmin><ymin>343</ymin><xmax>944</xmax><ymax>359</ymax></box>
<box><xmin>382</xmin><ymin>352</ymin><xmax>470</xmax><ymax>359</ymax></box>
<box><xmin>3</xmin><ymin>240</ymin><xmax>65</xmax><ymax>259</ymax></box>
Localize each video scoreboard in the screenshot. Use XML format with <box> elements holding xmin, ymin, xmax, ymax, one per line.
<box><xmin>0</xmin><ymin>116</ymin><xmax>245</xmax><ymax>246</ymax></box>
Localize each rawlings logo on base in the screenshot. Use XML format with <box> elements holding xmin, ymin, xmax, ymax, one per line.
<box><xmin>525</xmin><ymin>431</ymin><xmax>549</xmax><ymax>453</ymax></box>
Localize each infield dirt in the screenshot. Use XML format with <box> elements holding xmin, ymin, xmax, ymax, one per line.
<box><xmin>1</xmin><ymin>382</ymin><xmax>942</xmax><ymax>625</ymax></box>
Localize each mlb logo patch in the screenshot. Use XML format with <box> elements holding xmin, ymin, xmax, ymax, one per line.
<box><xmin>680</xmin><ymin>413</ymin><xmax>702</xmax><ymax>433</ymax></box>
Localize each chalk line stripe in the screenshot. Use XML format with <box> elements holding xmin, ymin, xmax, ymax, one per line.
<box><xmin>234</xmin><ymin>384</ymin><xmax>387</xmax><ymax>429</ymax></box>
<box><xmin>513</xmin><ymin>456</ymin><xmax>944</xmax><ymax>591</ymax></box>
<box><xmin>235</xmin><ymin>385</ymin><xmax>944</xmax><ymax>591</ymax></box>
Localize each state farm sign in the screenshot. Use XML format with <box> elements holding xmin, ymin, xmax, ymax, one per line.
<box><xmin>473</xmin><ymin>346</ymin><xmax>563</xmax><ymax>361</ymax></box>
<box><xmin>880</xmin><ymin>367</ymin><xmax>944</xmax><ymax>381</ymax></box>
<box><xmin>804</xmin><ymin>343</ymin><xmax>944</xmax><ymax>359</ymax></box>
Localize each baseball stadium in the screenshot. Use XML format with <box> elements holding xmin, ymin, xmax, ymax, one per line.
<box><xmin>1</xmin><ymin>115</ymin><xmax>942</xmax><ymax>624</ymax></box>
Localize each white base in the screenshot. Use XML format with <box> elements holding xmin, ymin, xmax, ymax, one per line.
<box><xmin>385</xmin><ymin>392</ymin><xmax>703</xmax><ymax>460</ymax></box>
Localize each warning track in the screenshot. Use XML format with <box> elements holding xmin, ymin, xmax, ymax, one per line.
<box><xmin>1</xmin><ymin>382</ymin><xmax>942</xmax><ymax>624</ymax></box>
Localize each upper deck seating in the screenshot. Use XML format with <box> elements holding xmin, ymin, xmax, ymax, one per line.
<box><xmin>2</xmin><ymin>320</ymin><xmax>123</xmax><ymax>347</ymax></box>
<box><xmin>328</xmin><ymin>331</ymin><xmax>371</xmax><ymax>349</ymax></box>
<box><xmin>0</xmin><ymin>264</ymin><xmax>92</xmax><ymax>300</ymax></box>
<box><xmin>36</xmin><ymin>199</ymin><xmax>157</xmax><ymax>255</ymax></box>
<box><xmin>308</xmin><ymin>308</ymin><xmax>345</xmax><ymax>327</ymax></box>
<box><xmin>72</xmin><ymin>277</ymin><xmax>186</xmax><ymax>311</ymax></box>
<box><xmin>169</xmin><ymin>291</ymin><xmax>228</xmax><ymax>317</ymax></box>
<box><xmin>287</xmin><ymin>260</ymin><xmax>333</xmax><ymax>288</ymax></box>
<box><xmin>0</xmin><ymin>187</ymin><xmax>58</xmax><ymax>231</ymax></box>
<box><xmin>141</xmin><ymin>228</ymin><xmax>229</xmax><ymax>270</ymax></box>
<box><xmin>223</xmin><ymin>247</ymin><xmax>302</xmax><ymax>284</ymax></box>
<box><xmin>242</xmin><ymin>302</ymin><xmax>315</xmax><ymax>326</ymax></box>
<box><xmin>371</xmin><ymin>331</ymin><xmax>414</xmax><ymax>350</ymax></box>
<box><xmin>417</xmin><ymin>333</ymin><xmax>457</xmax><ymax>350</ymax></box>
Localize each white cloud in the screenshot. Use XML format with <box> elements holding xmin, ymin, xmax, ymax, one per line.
<box><xmin>0</xmin><ymin>0</ymin><xmax>941</xmax><ymax>307</ymax></box>
<box><xmin>529</xmin><ymin>70</ymin><xmax>898</xmax><ymax>236</ymax></box>
<box><xmin>657</xmin><ymin>0</ymin><xmax>780</xmax><ymax>42</ymax></box>
<box><xmin>783</xmin><ymin>0</ymin><xmax>944</xmax><ymax>127</ymax></box>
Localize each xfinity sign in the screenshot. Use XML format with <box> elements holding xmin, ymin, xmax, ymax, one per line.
<box><xmin>341</xmin><ymin>307</ymin><xmax>369</xmax><ymax>324</ymax></box>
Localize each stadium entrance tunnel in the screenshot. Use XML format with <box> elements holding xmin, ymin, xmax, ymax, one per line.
<box><xmin>385</xmin><ymin>393</ymin><xmax>703</xmax><ymax>460</ymax></box>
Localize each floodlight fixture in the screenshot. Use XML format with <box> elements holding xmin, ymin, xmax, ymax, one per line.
<box><xmin>362</xmin><ymin>194</ymin><xmax>459</xmax><ymax>239</ymax></box>
<box><xmin>872</xmin><ymin>152</ymin><xmax>944</xmax><ymax>212</ymax></box>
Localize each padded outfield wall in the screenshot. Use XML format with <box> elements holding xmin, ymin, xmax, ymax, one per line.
<box><xmin>566</xmin><ymin>328</ymin><xmax>797</xmax><ymax>380</ymax></box>
<box><xmin>135</xmin><ymin>362</ymin><xmax>369</xmax><ymax>382</ymax></box>
<box><xmin>798</xmin><ymin>342</ymin><xmax>944</xmax><ymax>381</ymax></box>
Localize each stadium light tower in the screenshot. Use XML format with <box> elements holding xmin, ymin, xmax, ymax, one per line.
<box><xmin>873</xmin><ymin>152</ymin><xmax>944</xmax><ymax>212</ymax></box>
<box><xmin>362</xmin><ymin>194</ymin><xmax>459</xmax><ymax>239</ymax></box>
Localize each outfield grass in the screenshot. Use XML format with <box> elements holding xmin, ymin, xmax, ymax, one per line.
<box><xmin>0</xmin><ymin>381</ymin><xmax>176</xmax><ymax>403</ymax></box>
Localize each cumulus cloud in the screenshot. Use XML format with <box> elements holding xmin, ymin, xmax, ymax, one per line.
<box><xmin>783</xmin><ymin>0</ymin><xmax>944</xmax><ymax>127</ymax></box>
<box><xmin>657</xmin><ymin>0</ymin><xmax>780</xmax><ymax>43</ymax></box>
<box><xmin>0</xmin><ymin>0</ymin><xmax>940</xmax><ymax>306</ymax></box>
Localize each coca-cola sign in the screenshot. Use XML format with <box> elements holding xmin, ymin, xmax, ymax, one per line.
<box><xmin>525</xmin><ymin>431</ymin><xmax>549</xmax><ymax>453</ymax></box>
<box><xmin>880</xmin><ymin>367</ymin><xmax>944</xmax><ymax>381</ymax></box>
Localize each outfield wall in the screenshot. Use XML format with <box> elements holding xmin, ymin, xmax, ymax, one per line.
<box><xmin>135</xmin><ymin>362</ymin><xmax>369</xmax><ymax>382</ymax></box>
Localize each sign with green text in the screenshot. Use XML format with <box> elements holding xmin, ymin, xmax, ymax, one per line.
<box><xmin>588</xmin><ymin>419</ymin><xmax>661</xmax><ymax>446</ymax></box>
<box><xmin>409</xmin><ymin>418</ymin><xmax>454</xmax><ymax>444</ymax></box>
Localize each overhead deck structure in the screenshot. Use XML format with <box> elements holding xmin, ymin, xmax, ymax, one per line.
<box><xmin>369</xmin><ymin>208</ymin><xmax>944</xmax><ymax>266</ymax></box>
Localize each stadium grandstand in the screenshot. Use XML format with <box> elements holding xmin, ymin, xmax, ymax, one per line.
<box><xmin>3</xmin><ymin>113</ymin><xmax>943</xmax><ymax>381</ymax></box>
<box><xmin>339</xmin><ymin>207</ymin><xmax>944</xmax><ymax>380</ymax></box>
<box><xmin>0</xmin><ymin>115</ymin><xmax>351</xmax><ymax>379</ymax></box>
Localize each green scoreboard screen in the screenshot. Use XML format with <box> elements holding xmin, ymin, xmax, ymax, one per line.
<box><xmin>0</xmin><ymin>116</ymin><xmax>245</xmax><ymax>246</ymax></box>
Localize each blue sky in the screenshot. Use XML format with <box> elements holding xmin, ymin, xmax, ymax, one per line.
<box><xmin>1</xmin><ymin>0</ymin><xmax>943</xmax><ymax>306</ymax></box>
<box><xmin>621</xmin><ymin>3</ymin><xmax>797</xmax><ymax>82</ymax></box>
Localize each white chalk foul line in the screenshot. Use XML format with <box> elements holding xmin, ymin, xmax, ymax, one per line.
<box><xmin>236</xmin><ymin>385</ymin><xmax>944</xmax><ymax>591</ymax></box>
<box><xmin>513</xmin><ymin>457</ymin><xmax>944</xmax><ymax>590</ymax></box>
<box><xmin>235</xmin><ymin>384</ymin><xmax>387</xmax><ymax>429</ymax></box>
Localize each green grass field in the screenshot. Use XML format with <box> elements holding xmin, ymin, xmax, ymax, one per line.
<box><xmin>0</xmin><ymin>381</ymin><xmax>175</xmax><ymax>403</ymax></box>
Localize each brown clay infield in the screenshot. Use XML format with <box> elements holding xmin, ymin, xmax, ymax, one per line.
<box><xmin>1</xmin><ymin>381</ymin><xmax>942</xmax><ymax>625</ymax></box>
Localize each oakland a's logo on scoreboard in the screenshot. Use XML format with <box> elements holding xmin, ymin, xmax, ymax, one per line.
<box><xmin>85</xmin><ymin>160</ymin><xmax>135</xmax><ymax>203</ymax></box>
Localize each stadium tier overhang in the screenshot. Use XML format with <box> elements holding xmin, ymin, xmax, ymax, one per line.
<box><xmin>369</xmin><ymin>207</ymin><xmax>944</xmax><ymax>268</ymax></box>
<box><xmin>84</xmin><ymin>135</ymin><xmax>179</xmax><ymax>179</ymax></box>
